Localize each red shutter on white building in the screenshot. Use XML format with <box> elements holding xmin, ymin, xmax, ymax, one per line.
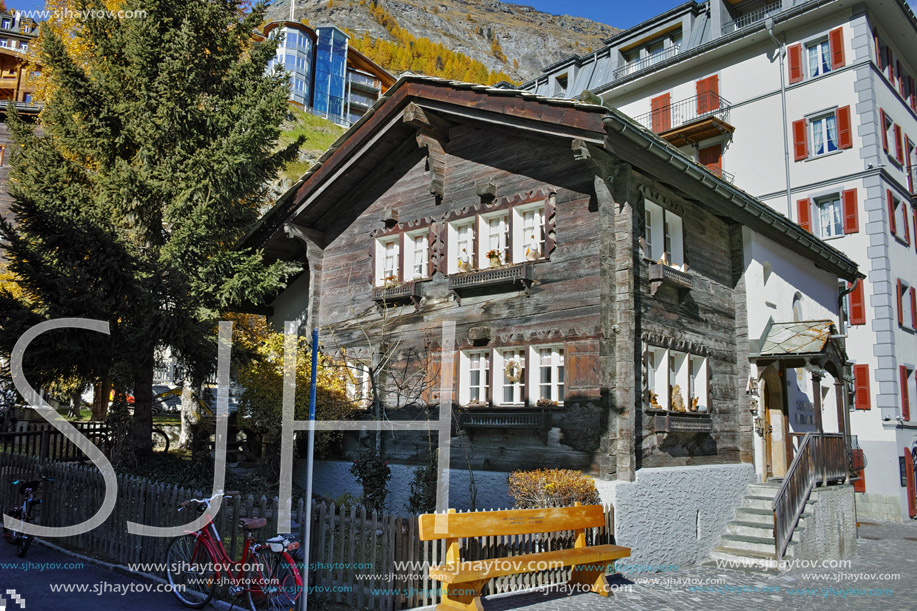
<box><xmin>797</xmin><ymin>198</ymin><xmax>811</xmax><ymax>232</ymax></box>
<box><xmin>651</xmin><ymin>94</ymin><xmax>671</xmax><ymax>133</ymax></box>
<box><xmin>898</xmin><ymin>279</ymin><xmax>905</xmax><ymax>326</ymax></box>
<box><xmin>829</xmin><ymin>27</ymin><xmax>845</xmax><ymax>69</ymax></box>
<box><xmin>887</xmin><ymin>46</ymin><xmax>895</xmax><ymax>81</ymax></box>
<box><xmin>911</xmin><ymin>286</ymin><xmax>917</xmax><ymax>331</ymax></box>
<box><xmin>848</xmin><ymin>280</ymin><xmax>866</xmax><ymax>326</ymax></box>
<box><xmin>842</xmin><ymin>189</ymin><xmax>858</xmax><ymax>233</ymax></box>
<box><xmin>792</xmin><ymin>119</ymin><xmax>808</xmax><ymax>161</ymax></box>
<box><xmin>906</xmin><ymin>447</ymin><xmax>917</xmax><ymax>517</ymax></box>
<box><xmin>895</xmin><ymin>124</ymin><xmax>905</xmax><ymax>164</ymax></box>
<box><xmin>910</xmin><ymin>76</ymin><xmax>917</xmax><ymax>111</ymax></box>
<box><xmin>696</xmin><ymin>75</ymin><xmax>719</xmax><ymax>114</ymax></box>
<box><xmin>788</xmin><ymin>43</ymin><xmax>803</xmax><ymax>83</ymax></box>
<box><xmin>898</xmin><ymin>61</ymin><xmax>908</xmax><ymax>98</ymax></box>
<box><xmin>853</xmin><ymin>364</ymin><xmax>871</xmax><ymax>410</ymax></box>
<box><xmin>836</xmin><ymin>106</ymin><xmax>852</xmax><ymax>149</ymax></box>
<box><xmin>889</xmin><ymin>190</ymin><xmax>898</xmax><ymax>235</ymax></box>
<box><xmin>901</xmin><ymin>366</ymin><xmax>911</xmax><ymax>421</ymax></box>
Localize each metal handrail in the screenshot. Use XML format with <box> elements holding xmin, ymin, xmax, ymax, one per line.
<box><xmin>613</xmin><ymin>45</ymin><xmax>681</xmax><ymax>81</ymax></box>
<box><xmin>722</xmin><ymin>2</ymin><xmax>783</xmax><ymax>35</ymax></box>
<box><xmin>773</xmin><ymin>432</ymin><xmax>846</xmax><ymax>558</ymax></box>
<box><xmin>632</xmin><ymin>92</ymin><xmax>732</xmax><ymax>135</ymax></box>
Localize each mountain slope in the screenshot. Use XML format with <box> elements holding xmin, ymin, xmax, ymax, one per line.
<box><xmin>269</xmin><ymin>0</ymin><xmax>620</xmax><ymax>82</ymax></box>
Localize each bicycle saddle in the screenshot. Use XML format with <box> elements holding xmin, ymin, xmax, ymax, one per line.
<box><xmin>239</xmin><ymin>517</ymin><xmax>267</xmax><ymax>530</ymax></box>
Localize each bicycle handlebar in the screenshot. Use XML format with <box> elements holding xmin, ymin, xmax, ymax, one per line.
<box><xmin>178</xmin><ymin>490</ymin><xmax>239</xmax><ymax>511</ymax></box>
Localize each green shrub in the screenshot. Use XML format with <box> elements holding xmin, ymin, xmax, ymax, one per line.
<box><xmin>507</xmin><ymin>469</ymin><xmax>601</xmax><ymax>509</ymax></box>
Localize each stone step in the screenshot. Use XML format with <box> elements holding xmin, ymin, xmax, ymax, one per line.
<box><xmin>721</xmin><ymin>533</ymin><xmax>781</xmax><ymax>555</ymax></box>
<box><xmin>747</xmin><ymin>483</ymin><xmax>782</xmax><ymax>498</ymax></box>
<box><xmin>727</xmin><ymin>520</ymin><xmax>776</xmax><ymax>538</ymax></box>
<box><xmin>708</xmin><ymin>547</ymin><xmax>782</xmax><ymax>573</ymax></box>
<box><xmin>742</xmin><ymin>495</ymin><xmax>777</xmax><ymax>510</ymax></box>
<box><xmin>734</xmin><ymin>507</ymin><xmax>774</xmax><ymax>525</ymax></box>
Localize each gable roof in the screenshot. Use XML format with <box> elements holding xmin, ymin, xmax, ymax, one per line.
<box><xmin>246</xmin><ymin>74</ymin><xmax>859</xmax><ymax>282</ymax></box>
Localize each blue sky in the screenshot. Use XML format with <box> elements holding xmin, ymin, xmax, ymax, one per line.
<box><xmin>5</xmin><ymin>0</ymin><xmax>917</xmax><ymax>29</ymax></box>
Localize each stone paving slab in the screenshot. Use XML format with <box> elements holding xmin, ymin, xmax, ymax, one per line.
<box><xmin>413</xmin><ymin>521</ymin><xmax>917</xmax><ymax>611</ymax></box>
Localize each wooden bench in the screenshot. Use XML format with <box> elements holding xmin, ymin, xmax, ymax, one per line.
<box><xmin>418</xmin><ymin>503</ymin><xmax>630</xmax><ymax>611</ymax></box>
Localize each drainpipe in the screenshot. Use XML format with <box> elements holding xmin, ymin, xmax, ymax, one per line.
<box><xmin>766</xmin><ymin>17</ymin><xmax>792</xmax><ymax>218</ymax></box>
<box><xmin>837</xmin><ymin>277</ymin><xmax>859</xmax><ymax>479</ymax></box>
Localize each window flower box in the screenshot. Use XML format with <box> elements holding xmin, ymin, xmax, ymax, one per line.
<box><xmin>648</xmin><ymin>262</ymin><xmax>693</xmax><ymax>296</ymax></box>
<box><xmin>371</xmin><ymin>281</ymin><xmax>423</xmax><ymax>306</ymax></box>
<box><xmin>448</xmin><ymin>262</ymin><xmax>535</xmax><ymax>297</ymax></box>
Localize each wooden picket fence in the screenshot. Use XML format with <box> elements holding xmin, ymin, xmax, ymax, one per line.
<box><xmin>0</xmin><ymin>421</ymin><xmax>109</xmax><ymax>461</ymax></box>
<box><xmin>0</xmin><ymin>452</ymin><xmax>616</xmax><ymax>610</ymax></box>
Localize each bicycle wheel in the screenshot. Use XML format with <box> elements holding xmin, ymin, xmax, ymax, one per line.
<box><xmin>152</xmin><ymin>429</ymin><xmax>170</xmax><ymax>453</ymax></box>
<box><xmin>165</xmin><ymin>534</ymin><xmax>217</xmax><ymax>608</ymax></box>
<box><xmin>16</xmin><ymin>535</ymin><xmax>31</xmax><ymax>558</ymax></box>
<box><xmin>246</xmin><ymin>549</ymin><xmax>302</xmax><ymax>611</ymax></box>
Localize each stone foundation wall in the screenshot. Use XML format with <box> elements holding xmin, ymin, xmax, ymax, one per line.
<box><xmin>792</xmin><ymin>485</ymin><xmax>857</xmax><ymax>560</ymax></box>
<box><xmin>595</xmin><ymin>463</ymin><xmax>755</xmax><ymax>571</ymax></box>
<box><xmin>855</xmin><ymin>492</ymin><xmax>902</xmax><ymax>522</ymax></box>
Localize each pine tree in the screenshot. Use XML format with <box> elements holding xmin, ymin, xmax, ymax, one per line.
<box><xmin>0</xmin><ymin>0</ymin><xmax>300</xmax><ymax>453</ymax></box>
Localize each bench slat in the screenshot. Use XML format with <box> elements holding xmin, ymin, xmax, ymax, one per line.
<box><xmin>418</xmin><ymin>505</ymin><xmax>605</xmax><ymax>540</ymax></box>
<box><xmin>428</xmin><ymin>544</ymin><xmax>630</xmax><ymax>583</ymax></box>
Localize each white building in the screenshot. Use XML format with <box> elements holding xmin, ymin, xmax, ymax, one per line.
<box><xmin>518</xmin><ymin>0</ymin><xmax>917</xmax><ymax>521</ymax></box>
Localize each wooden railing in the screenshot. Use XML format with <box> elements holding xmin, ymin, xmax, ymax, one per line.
<box><xmin>772</xmin><ymin>432</ymin><xmax>846</xmax><ymax>558</ymax></box>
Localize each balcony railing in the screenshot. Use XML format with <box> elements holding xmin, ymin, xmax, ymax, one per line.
<box><xmin>347</xmin><ymin>71</ymin><xmax>381</xmax><ymax>90</ymax></box>
<box><xmin>371</xmin><ymin>281</ymin><xmax>423</xmax><ymax>306</ymax></box>
<box><xmin>722</xmin><ymin>2</ymin><xmax>783</xmax><ymax>35</ymax></box>
<box><xmin>612</xmin><ymin>45</ymin><xmax>681</xmax><ymax>81</ymax></box>
<box><xmin>633</xmin><ymin>92</ymin><xmax>732</xmax><ymax>136</ymax></box>
<box><xmin>705</xmin><ymin>165</ymin><xmax>735</xmax><ymax>184</ymax></box>
<box><xmin>448</xmin><ymin>262</ymin><xmax>535</xmax><ymax>295</ymax></box>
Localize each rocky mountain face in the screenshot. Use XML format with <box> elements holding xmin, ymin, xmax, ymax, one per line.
<box><xmin>267</xmin><ymin>0</ymin><xmax>619</xmax><ymax>82</ymax></box>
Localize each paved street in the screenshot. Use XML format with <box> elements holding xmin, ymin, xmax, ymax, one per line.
<box><xmin>414</xmin><ymin>521</ymin><xmax>917</xmax><ymax>611</ymax></box>
<box><xmin>0</xmin><ymin>540</ymin><xmax>189</xmax><ymax>610</ymax></box>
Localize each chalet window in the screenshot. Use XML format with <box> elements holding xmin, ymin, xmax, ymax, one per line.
<box><xmin>345</xmin><ymin>362</ymin><xmax>371</xmax><ymax>407</ymax></box>
<box><xmin>479</xmin><ymin>212</ymin><xmax>509</xmax><ymax>267</ymax></box>
<box><xmin>405</xmin><ymin>230</ymin><xmax>428</xmax><ymax>281</ymax></box>
<box><xmin>375</xmin><ymin>236</ymin><xmax>399</xmax><ymax>286</ymax></box>
<box><xmin>495</xmin><ymin>349</ymin><xmax>525</xmax><ymax>406</ymax></box>
<box><xmin>459</xmin><ymin>350</ymin><xmax>489</xmax><ymax>407</ymax></box>
<box><xmin>532</xmin><ymin>346</ymin><xmax>564</xmax><ymax>405</ymax></box>
<box><xmin>644</xmin><ymin>200</ymin><xmax>684</xmax><ymax>268</ymax></box>
<box><xmin>898</xmin><ymin>279</ymin><xmax>912</xmax><ymax>328</ymax></box>
<box><xmin>513</xmin><ymin>202</ymin><xmax>545</xmax><ymax>261</ymax></box>
<box><xmin>888</xmin><ymin>190</ymin><xmax>909</xmax><ymax>243</ymax></box>
<box><xmin>644</xmin><ymin>345</ymin><xmax>708</xmax><ymax>412</ymax></box>
<box><xmin>448</xmin><ymin>219</ymin><xmax>475</xmax><ymax>274</ymax></box>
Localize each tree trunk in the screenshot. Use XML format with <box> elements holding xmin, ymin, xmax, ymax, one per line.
<box><xmin>178</xmin><ymin>380</ymin><xmax>198</xmax><ymax>449</ymax></box>
<box><xmin>132</xmin><ymin>353</ymin><xmax>155</xmax><ymax>454</ymax></box>
<box><xmin>92</xmin><ymin>378</ymin><xmax>110</xmax><ymax>421</ymax></box>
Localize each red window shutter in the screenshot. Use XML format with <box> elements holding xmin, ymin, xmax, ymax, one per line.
<box><xmin>792</xmin><ymin>119</ymin><xmax>808</xmax><ymax>161</ymax></box>
<box><xmin>887</xmin><ymin>46</ymin><xmax>895</xmax><ymax>81</ymax></box>
<box><xmin>651</xmin><ymin>93</ymin><xmax>671</xmax><ymax>133</ymax></box>
<box><xmin>911</xmin><ymin>287</ymin><xmax>917</xmax><ymax>331</ymax></box>
<box><xmin>848</xmin><ymin>280</ymin><xmax>866</xmax><ymax>326</ymax></box>
<box><xmin>829</xmin><ymin>27</ymin><xmax>845</xmax><ymax>69</ymax></box>
<box><xmin>699</xmin><ymin>144</ymin><xmax>722</xmax><ymax>173</ymax></box>
<box><xmin>696</xmin><ymin>75</ymin><xmax>719</xmax><ymax>114</ymax></box>
<box><xmin>852</xmin><ymin>448</ymin><xmax>866</xmax><ymax>493</ymax></box>
<box><xmin>898</xmin><ymin>61</ymin><xmax>908</xmax><ymax>97</ymax></box>
<box><xmin>898</xmin><ymin>279</ymin><xmax>905</xmax><ymax>326</ymax></box>
<box><xmin>842</xmin><ymin>188</ymin><xmax>858</xmax><ymax>234</ymax></box>
<box><xmin>836</xmin><ymin>106</ymin><xmax>852</xmax><ymax>149</ymax></box>
<box><xmin>854</xmin><ymin>364</ymin><xmax>871</xmax><ymax>410</ymax></box>
<box><xmin>911</xmin><ymin>76</ymin><xmax>917</xmax><ymax>111</ymax></box>
<box><xmin>788</xmin><ymin>43</ymin><xmax>803</xmax><ymax>83</ymax></box>
<box><xmin>873</xmin><ymin>28</ymin><xmax>881</xmax><ymax>68</ymax></box>
<box><xmin>880</xmin><ymin>109</ymin><xmax>889</xmax><ymax>152</ymax></box>
<box><xmin>895</xmin><ymin>124</ymin><xmax>905</xmax><ymax>164</ymax></box>
<box><xmin>905</xmin><ymin>203</ymin><xmax>912</xmax><ymax>245</ymax></box>
<box><xmin>906</xmin><ymin>447</ymin><xmax>917</xmax><ymax>516</ymax></box>
<box><xmin>889</xmin><ymin>190</ymin><xmax>898</xmax><ymax>235</ymax></box>
<box><xmin>901</xmin><ymin>366</ymin><xmax>910</xmax><ymax>421</ymax></box>
<box><xmin>797</xmin><ymin>198</ymin><xmax>811</xmax><ymax>232</ymax></box>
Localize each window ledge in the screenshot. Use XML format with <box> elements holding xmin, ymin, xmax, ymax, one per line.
<box><xmin>651</xmin><ymin>410</ymin><xmax>713</xmax><ymax>433</ymax></box>
<box><xmin>457</xmin><ymin>409</ymin><xmax>553</xmax><ymax>442</ymax></box>
<box><xmin>371</xmin><ymin>280</ymin><xmax>426</xmax><ymax>305</ymax></box>
<box><xmin>448</xmin><ymin>262</ymin><xmax>535</xmax><ymax>295</ymax></box>
<box><xmin>647</xmin><ymin>262</ymin><xmax>693</xmax><ymax>296</ymax></box>
<box><xmin>805</xmin><ymin>149</ymin><xmax>843</xmax><ymax>162</ymax></box>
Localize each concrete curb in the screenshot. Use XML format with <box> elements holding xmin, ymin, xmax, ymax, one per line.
<box><xmin>35</xmin><ymin>538</ymin><xmax>243</xmax><ymax>610</ymax></box>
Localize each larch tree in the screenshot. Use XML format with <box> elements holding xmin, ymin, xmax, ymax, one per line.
<box><xmin>0</xmin><ymin>0</ymin><xmax>300</xmax><ymax>454</ymax></box>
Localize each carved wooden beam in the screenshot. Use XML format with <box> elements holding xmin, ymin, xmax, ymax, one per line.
<box><xmin>416</xmin><ymin>131</ymin><xmax>446</xmax><ymax>199</ymax></box>
<box><xmin>402</xmin><ymin>102</ymin><xmax>452</xmax><ymax>136</ymax></box>
<box><xmin>284</xmin><ymin>223</ymin><xmax>324</xmax><ymax>247</ymax></box>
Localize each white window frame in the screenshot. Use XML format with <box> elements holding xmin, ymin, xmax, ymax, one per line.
<box><xmin>374</xmin><ymin>236</ymin><xmax>400</xmax><ymax>286</ymax></box>
<box><xmin>645</xmin><ymin>346</ymin><xmax>667</xmax><ymax>409</ymax></box>
<box><xmin>459</xmin><ymin>350</ymin><xmax>490</xmax><ymax>407</ymax></box>
<box><xmin>814</xmin><ymin>195</ymin><xmax>843</xmax><ymax>239</ymax></box>
<box><xmin>404</xmin><ymin>229</ymin><xmax>428</xmax><ymax>281</ymax></box>
<box><xmin>530</xmin><ymin>345</ymin><xmax>564</xmax><ymax>405</ymax></box>
<box><xmin>688</xmin><ymin>355</ymin><xmax>708</xmax><ymax>412</ymax></box>
<box><xmin>810</xmin><ymin>112</ymin><xmax>839</xmax><ymax>157</ymax></box>
<box><xmin>645</xmin><ymin>345</ymin><xmax>709</xmax><ymax>412</ymax></box>
<box><xmin>512</xmin><ymin>202</ymin><xmax>545</xmax><ymax>262</ymax></box>
<box><xmin>447</xmin><ymin>219</ymin><xmax>475</xmax><ymax>274</ymax></box>
<box><xmin>479</xmin><ymin>212</ymin><xmax>509</xmax><ymax>268</ymax></box>
<box><xmin>806</xmin><ymin>38</ymin><xmax>831</xmax><ymax>78</ymax></box>
<box><xmin>345</xmin><ymin>362</ymin><xmax>371</xmax><ymax>408</ymax></box>
<box><xmin>891</xmin><ymin>193</ymin><xmax>907</xmax><ymax>239</ymax></box>
<box><xmin>495</xmin><ymin>348</ymin><xmax>526</xmax><ymax>406</ymax></box>
<box><xmin>644</xmin><ymin>200</ymin><xmax>684</xmax><ymax>268</ymax></box>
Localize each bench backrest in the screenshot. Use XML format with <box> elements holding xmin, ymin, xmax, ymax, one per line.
<box><xmin>418</xmin><ymin>504</ymin><xmax>605</xmax><ymax>541</ymax></box>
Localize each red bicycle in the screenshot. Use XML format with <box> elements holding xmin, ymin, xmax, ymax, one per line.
<box><xmin>164</xmin><ymin>490</ymin><xmax>303</xmax><ymax>610</ymax></box>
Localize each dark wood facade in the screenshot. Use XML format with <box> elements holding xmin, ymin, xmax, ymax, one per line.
<box><xmin>253</xmin><ymin>77</ymin><xmax>857</xmax><ymax>481</ymax></box>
